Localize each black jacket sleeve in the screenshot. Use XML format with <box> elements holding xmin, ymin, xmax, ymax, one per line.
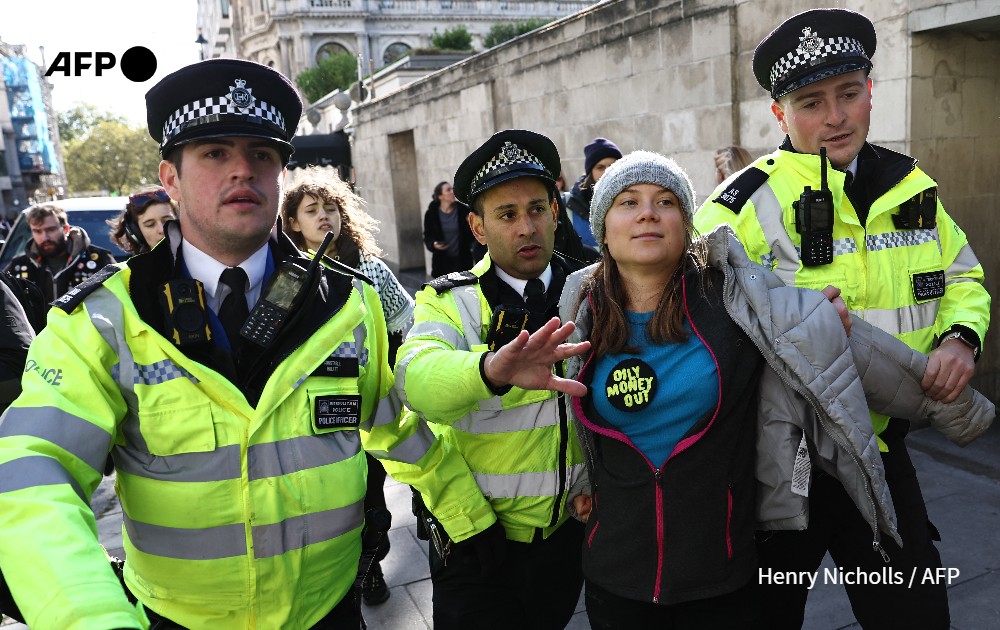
<box><xmin>423</xmin><ymin>203</ymin><xmax>443</xmax><ymax>252</ymax></box>
<box><xmin>0</xmin><ymin>279</ymin><xmax>34</xmax><ymax>409</ymax></box>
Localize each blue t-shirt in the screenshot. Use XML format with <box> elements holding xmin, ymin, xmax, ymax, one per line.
<box><xmin>592</xmin><ymin>311</ymin><xmax>719</xmax><ymax>468</ymax></box>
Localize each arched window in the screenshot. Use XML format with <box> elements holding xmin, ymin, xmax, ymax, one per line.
<box><xmin>383</xmin><ymin>42</ymin><xmax>412</xmax><ymax>65</ymax></box>
<box><xmin>316</xmin><ymin>42</ymin><xmax>350</xmax><ymax>65</ymax></box>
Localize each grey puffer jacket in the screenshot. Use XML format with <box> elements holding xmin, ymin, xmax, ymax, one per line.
<box><xmin>561</xmin><ymin>226</ymin><xmax>994</xmax><ymax>549</ymax></box>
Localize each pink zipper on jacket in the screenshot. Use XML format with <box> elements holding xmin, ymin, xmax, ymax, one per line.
<box><xmin>572</xmin><ymin>277</ymin><xmax>726</xmax><ymax>602</ymax></box>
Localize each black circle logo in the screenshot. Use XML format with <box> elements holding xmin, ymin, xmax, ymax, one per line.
<box><xmin>120</xmin><ymin>46</ymin><xmax>157</xmax><ymax>82</ymax></box>
<box><xmin>604</xmin><ymin>357</ymin><xmax>657</xmax><ymax>412</ymax></box>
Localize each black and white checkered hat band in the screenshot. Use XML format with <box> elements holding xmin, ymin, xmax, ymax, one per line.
<box><xmin>473</xmin><ymin>142</ymin><xmax>547</xmax><ymax>188</ymax></box>
<box><xmin>769</xmin><ymin>36</ymin><xmax>866</xmax><ymax>91</ymax></box>
<box><xmin>161</xmin><ymin>97</ymin><xmax>286</xmax><ymax>146</ymax></box>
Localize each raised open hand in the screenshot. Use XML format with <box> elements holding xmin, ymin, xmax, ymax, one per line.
<box><xmin>482</xmin><ymin>317</ymin><xmax>590</xmax><ymax>397</ymax></box>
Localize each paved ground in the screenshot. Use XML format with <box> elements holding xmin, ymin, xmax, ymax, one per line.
<box><xmin>3</xmin><ymin>268</ymin><xmax>998</xmax><ymax>628</ymax></box>
<box><xmin>5</xmin><ymin>423</ymin><xmax>998</xmax><ymax>630</ymax></box>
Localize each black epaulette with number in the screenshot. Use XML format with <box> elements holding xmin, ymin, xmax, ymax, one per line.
<box><xmin>424</xmin><ymin>271</ymin><xmax>478</xmax><ymax>294</ymax></box>
<box><xmin>51</xmin><ymin>265</ymin><xmax>122</xmax><ymax>313</ymax></box>
<box><xmin>712</xmin><ymin>167</ymin><xmax>770</xmax><ymax>214</ymax></box>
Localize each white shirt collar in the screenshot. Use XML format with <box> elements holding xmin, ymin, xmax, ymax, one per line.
<box><xmin>845</xmin><ymin>155</ymin><xmax>859</xmax><ymax>178</ymax></box>
<box><xmin>494</xmin><ymin>263</ymin><xmax>553</xmax><ymax>300</ymax></box>
<box><xmin>181</xmin><ymin>239</ymin><xmax>269</xmax><ymax>312</ymax></box>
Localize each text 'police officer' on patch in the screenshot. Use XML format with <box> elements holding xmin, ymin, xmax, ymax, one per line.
<box><xmin>314</xmin><ymin>395</ymin><xmax>361</xmax><ymax>430</ymax></box>
<box><xmin>912</xmin><ymin>270</ymin><xmax>945</xmax><ymax>302</ymax></box>
<box><xmin>312</xmin><ymin>356</ymin><xmax>359</xmax><ymax>378</ymax></box>
<box><xmin>605</xmin><ymin>358</ymin><xmax>657</xmax><ymax>412</ymax></box>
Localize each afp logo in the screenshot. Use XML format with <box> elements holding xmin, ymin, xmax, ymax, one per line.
<box><xmin>45</xmin><ymin>46</ymin><xmax>157</xmax><ymax>83</ymax></box>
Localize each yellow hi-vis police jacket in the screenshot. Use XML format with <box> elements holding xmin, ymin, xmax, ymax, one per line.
<box><xmin>695</xmin><ymin>143</ymin><xmax>990</xmax><ymax>440</ymax></box>
<box><xmin>392</xmin><ymin>253</ymin><xmax>587</xmax><ymax>544</ymax></box>
<box><xmin>0</xmin><ymin>235</ymin><xmax>487</xmax><ymax>630</ymax></box>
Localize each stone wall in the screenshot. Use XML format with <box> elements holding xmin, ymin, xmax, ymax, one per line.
<box><xmin>352</xmin><ymin>0</ymin><xmax>744</xmax><ymax>271</ymax></box>
<box><xmin>910</xmin><ymin>27</ymin><xmax>1000</xmax><ymax>395</ymax></box>
<box><xmin>350</xmin><ymin>0</ymin><xmax>1000</xmax><ymax>399</ymax></box>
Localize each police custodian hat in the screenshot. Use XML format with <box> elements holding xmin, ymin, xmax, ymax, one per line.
<box><xmin>145</xmin><ymin>58</ymin><xmax>302</xmax><ymax>160</ymax></box>
<box><xmin>753</xmin><ymin>8</ymin><xmax>876</xmax><ymax>100</ymax></box>
<box><xmin>453</xmin><ymin>130</ymin><xmax>560</xmax><ymax>205</ymax></box>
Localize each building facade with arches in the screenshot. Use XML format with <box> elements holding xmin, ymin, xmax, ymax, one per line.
<box><xmin>196</xmin><ymin>0</ymin><xmax>595</xmax><ymax>102</ymax></box>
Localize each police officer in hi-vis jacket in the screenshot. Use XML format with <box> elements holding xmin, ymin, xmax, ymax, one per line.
<box><xmin>392</xmin><ymin>129</ymin><xmax>591</xmax><ymax>630</ymax></box>
<box><xmin>695</xmin><ymin>8</ymin><xmax>990</xmax><ymax>630</ymax></box>
<box><xmin>0</xmin><ymin>58</ymin><xmax>485</xmax><ymax>630</ymax></box>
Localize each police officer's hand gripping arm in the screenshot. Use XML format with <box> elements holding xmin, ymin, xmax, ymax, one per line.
<box><xmin>920</xmin><ymin>204</ymin><xmax>988</xmax><ymax>404</ymax></box>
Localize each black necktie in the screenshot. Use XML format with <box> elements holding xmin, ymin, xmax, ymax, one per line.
<box><xmin>524</xmin><ymin>278</ymin><xmax>546</xmax><ymax>313</ymax></box>
<box><xmin>218</xmin><ymin>267</ymin><xmax>249</xmax><ymax>352</ymax></box>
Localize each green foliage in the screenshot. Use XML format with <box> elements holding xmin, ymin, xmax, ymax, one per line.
<box><xmin>431</xmin><ymin>25</ymin><xmax>472</xmax><ymax>52</ymax></box>
<box><xmin>57</xmin><ymin>104</ymin><xmax>126</xmax><ymax>145</ymax></box>
<box><xmin>63</xmin><ymin>120</ymin><xmax>161</xmax><ymax>195</ymax></box>
<box><xmin>295</xmin><ymin>52</ymin><xmax>357</xmax><ymax>103</ymax></box>
<box><xmin>484</xmin><ymin>19</ymin><xmax>552</xmax><ymax>48</ymax></box>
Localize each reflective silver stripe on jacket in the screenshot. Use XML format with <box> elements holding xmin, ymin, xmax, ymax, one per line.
<box><xmin>352</xmin><ymin>279</ymin><xmax>370</xmax><ymax>366</ymax></box>
<box><xmin>124</xmin><ymin>513</ymin><xmax>247</xmax><ymax>560</ymax></box>
<box><xmin>252</xmin><ymin>500</ymin><xmax>364</xmax><ymax>559</ymax></box>
<box><xmin>750</xmin><ymin>184</ymin><xmax>800</xmax><ymax>286</ymax></box>
<box><xmin>115</xmin><ymin>444</ymin><xmax>242</xmax><ymax>483</ymax></box>
<box><xmin>452</xmin><ymin>397</ymin><xmax>561</xmax><ymax>434</ymax></box>
<box><xmin>0</xmin><ymin>407</ymin><xmax>111</xmax><ymax>474</ymax></box>
<box><xmin>248</xmin><ymin>434</ymin><xmax>360</xmax><ymax>481</ymax></box>
<box><xmin>126</xmin><ymin>500</ymin><xmax>364</xmax><ymax>563</ymax></box>
<box><xmin>947</xmin><ymin>244</ymin><xmax>983</xmax><ymax>282</ymax></box>
<box><xmin>404</xmin><ymin>320</ymin><xmax>467</xmax><ymax>350</ymax></box>
<box><xmin>452</xmin><ymin>285</ymin><xmax>484</xmax><ymax>348</ymax></box>
<box><xmin>86</xmin><ymin>287</ymin><xmax>140</xmax><ymax>412</ymax></box>
<box><xmin>852</xmin><ymin>302</ymin><xmax>939</xmax><ymax>337</ymax></box>
<box><xmin>0</xmin><ymin>456</ymin><xmax>86</xmax><ymax>501</ymax></box>
<box><xmin>473</xmin><ymin>464</ymin><xmax>586</xmax><ymax>499</ymax></box>
<box><xmin>396</xmin><ymin>286</ymin><xmax>480</xmax><ymax>408</ymax></box>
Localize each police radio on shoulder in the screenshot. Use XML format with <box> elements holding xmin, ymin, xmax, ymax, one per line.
<box><xmin>241</xmin><ymin>231</ymin><xmax>334</xmax><ymax>347</ymax></box>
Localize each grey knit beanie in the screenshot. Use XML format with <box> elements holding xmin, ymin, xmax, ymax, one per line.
<box><xmin>589</xmin><ymin>150</ymin><xmax>696</xmax><ymax>247</ymax></box>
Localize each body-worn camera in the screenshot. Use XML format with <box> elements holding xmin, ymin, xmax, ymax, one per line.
<box><xmin>793</xmin><ymin>147</ymin><xmax>835</xmax><ymax>266</ymax></box>
<box><xmin>485</xmin><ymin>304</ymin><xmax>530</xmax><ymax>352</ymax></box>
<box><xmin>893</xmin><ymin>188</ymin><xmax>937</xmax><ymax>230</ymax></box>
<box><xmin>159</xmin><ymin>279</ymin><xmax>211</xmax><ymax>345</ymax></box>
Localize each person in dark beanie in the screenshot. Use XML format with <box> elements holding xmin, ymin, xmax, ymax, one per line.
<box><xmin>566</xmin><ymin>137</ymin><xmax>622</xmax><ymax>254</ymax></box>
